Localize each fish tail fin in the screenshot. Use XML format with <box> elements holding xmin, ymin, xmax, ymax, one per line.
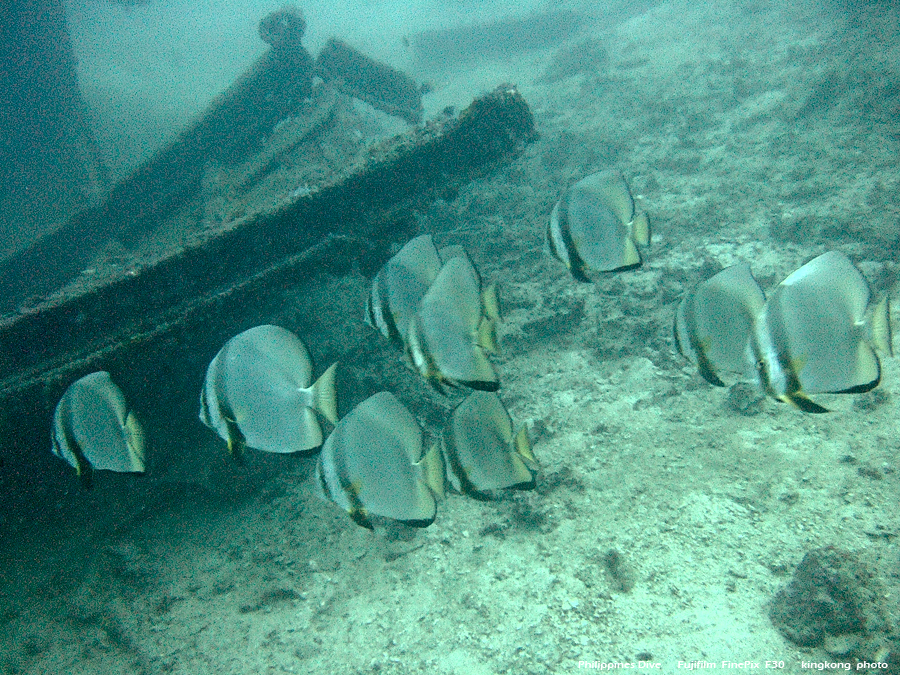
<box><xmin>124</xmin><ymin>411</ymin><xmax>146</xmax><ymax>472</ymax></box>
<box><xmin>419</xmin><ymin>442</ymin><xmax>446</xmax><ymax>501</ymax></box>
<box><xmin>870</xmin><ymin>296</ymin><xmax>893</xmax><ymax>357</ymax></box>
<box><xmin>311</xmin><ymin>363</ymin><xmax>339</xmax><ymax>423</ymax></box>
<box><xmin>630</xmin><ymin>210</ymin><xmax>651</xmax><ymax>247</ymax></box>
<box><xmin>482</xmin><ymin>283</ymin><xmax>501</xmax><ymax>324</ymax></box>
<box><xmin>621</xmin><ymin>237</ymin><xmax>641</xmax><ymax>268</ymax></box>
<box><xmin>514</xmin><ymin>426</ymin><xmax>536</xmax><ymax>467</ymax></box>
<box><xmin>477</xmin><ymin>317</ymin><xmax>500</xmax><ymax>355</ymax></box>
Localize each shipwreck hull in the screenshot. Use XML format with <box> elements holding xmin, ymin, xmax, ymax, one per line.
<box><xmin>0</xmin><ymin>85</ymin><xmax>536</xmax><ymax>506</ymax></box>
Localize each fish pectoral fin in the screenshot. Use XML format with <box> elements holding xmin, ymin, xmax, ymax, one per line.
<box><xmin>696</xmin><ymin>347</ymin><xmax>726</xmax><ymax>387</ymax></box>
<box><xmin>427</xmin><ymin>376</ymin><xmax>450</xmax><ymax>395</ymax></box>
<box><xmin>227</xmin><ymin>437</ymin><xmax>247</xmax><ymax>463</ymax></box>
<box><xmin>570</xmin><ymin>261</ymin><xmax>592</xmax><ymax>283</ymax></box>
<box><xmin>223</xmin><ymin>417</ymin><xmax>247</xmax><ymax>461</ymax></box>
<box><xmin>344</xmin><ymin>479</ymin><xmax>374</xmax><ymax>529</ymax></box>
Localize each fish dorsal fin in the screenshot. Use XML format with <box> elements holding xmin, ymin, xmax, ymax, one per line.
<box><xmin>438</xmin><ymin>244</ymin><xmax>469</xmax><ymax>266</ymax></box>
<box><xmin>707</xmin><ymin>263</ymin><xmax>767</xmax><ymax>315</ymax></box>
<box><xmin>393</xmin><ymin>235</ymin><xmax>442</xmax><ymax>285</ymax></box>
<box><xmin>453</xmin><ymin>392</ymin><xmax>511</xmax><ymax>440</ymax></box>
<box><xmin>780</xmin><ymin>251</ymin><xmax>869</xmax><ymax>320</ymax></box>
<box><xmin>249</xmin><ymin>325</ymin><xmax>315</xmax><ymax>387</ymax></box>
<box><xmin>423</xmin><ymin>257</ymin><xmax>482</xmax><ymax>331</ymax></box>
<box><xmin>482</xmin><ymin>392</ymin><xmax>514</xmax><ymax>442</ymax></box>
<box><xmin>582</xmin><ymin>170</ymin><xmax>635</xmax><ymax>225</ymax></box>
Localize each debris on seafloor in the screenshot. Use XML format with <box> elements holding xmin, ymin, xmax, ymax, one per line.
<box><xmin>769</xmin><ymin>546</ymin><xmax>894</xmax><ymax>663</ymax></box>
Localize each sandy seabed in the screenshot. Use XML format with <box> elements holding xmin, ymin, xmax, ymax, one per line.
<box><xmin>2</xmin><ymin>1</ymin><xmax>900</xmax><ymax>673</ymax></box>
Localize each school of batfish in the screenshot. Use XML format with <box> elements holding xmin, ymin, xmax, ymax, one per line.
<box><xmin>50</xmin><ymin>169</ymin><xmax>894</xmax><ymax>527</ymax></box>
